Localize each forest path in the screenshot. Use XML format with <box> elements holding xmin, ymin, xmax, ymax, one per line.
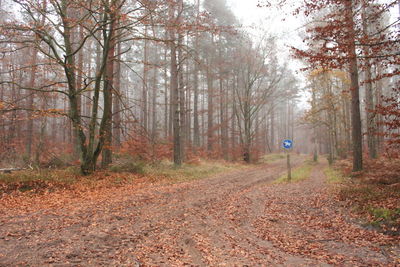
<box><xmin>0</xmin><ymin>157</ymin><xmax>398</xmax><ymax>266</ymax></box>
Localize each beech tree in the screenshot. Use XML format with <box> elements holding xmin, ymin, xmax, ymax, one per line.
<box><xmin>305</xmin><ymin>69</ymin><xmax>352</xmax><ymax>163</ymax></box>
<box><xmin>1</xmin><ymin>0</ymin><xmax>302</xmax><ymax>170</ymax></box>
<box><xmin>233</xmin><ymin>37</ymin><xmax>283</xmax><ymax>162</ymax></box>
<box><xmin>1</xmin><ymin>0</ymin><xmax>129</xmax><ymax>174</ymax></box>
<box><xmin>293</xmin><ymin>0</ymin><xmax>399</xmax><ymax>172</ymax></box>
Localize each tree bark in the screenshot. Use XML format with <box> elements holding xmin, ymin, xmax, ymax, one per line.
<box><xmin>178</xmin><ymin>30</ymin><xmax>185</xmax><ymax>162</ymax></box>
<box><xmin>345</xmin><ymin>0</ymin><xmax>363</xmax><ymax>172</ymax></box>
<box><xmin>25</xmin><ymin>45</ymin><xmax>37</xmax><ymax>160</ymax></box>
<box><xmin>142</xmin><ymin>25</ymin><xmax>149</xmax><ymax>132</ymax></box>
<box><xmin>169</xmin><ymin>1</ymin><xmax>182</xmax><ymax>165</ymax></box>
<box><xmin>207</xmin><ymin>62</ymin><xmax>214</xmax><ymax>153</ymax></box>
<box><xmin>192</xmin><ymin>0</ymin><xmax>200</xmax><ymax>149</ymax></box>
<box><xmin>101</xmin><ymin>17</ymin><xmax>115</xmax><ymax>168</ymax></box>
<box><xmin>362</xmin><ymin>2</ymin><xmax>377</xmax><ymax>159</ymax></box>
<box><xmin>151</xmin><ymin>47</ymin><xmax>158</xmax><ymax>143</ymax></box>
<box><xmin>113</xmin><ymin>35</ymin><xmax>122</xmax><ymax>149</ymax></box>
<box><xmin>73</xmin><ymin>22</ymin><xmax>84</xmax><ymax>161</ymax></box>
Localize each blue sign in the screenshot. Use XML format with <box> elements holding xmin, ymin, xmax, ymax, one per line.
<box><xmin>282</xmin><ymin>139</ymin><xmax>293</xmax><ymax>149</ymax></box>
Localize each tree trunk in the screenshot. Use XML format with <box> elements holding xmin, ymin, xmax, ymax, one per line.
<box><xmin>169</xmin><ymin>2</ymin><xmax>182</xmax><ymax>165</ymax></box>
<box><xmin>270</xmin><ymin>107</ymin><xmax>275</xmax><ymax>152</ymax></box>
<box><xmin>178</xmin><ymin>31</ymin><xmax>186</xmax><ymax>162</ymax></box>
<box><xmin>193</xmin><ymin>61</ymin><xmax>200</xmax><ymax>148</ymax></box>
<box><xmin>207</xmin><ymin>63</ymin><xmax>214</xmax><ymax>153</ymax></box>
<box><xmin>375</xmin><ymin>65</ymin><xmax>383</xmax><ymax>151</ymax></box>
<box><xmin>113</xmin><ymin>35</ymin><xmax>122</xmax><ymax>149</ymax></box>
<box><xmin>25</xmin><ymin>46</ymin><xmax>37</xmax><ymax>160</ymax></box>
<box><xmin>311</xmin><ymin>87</ymin><xmax>318</xmax><ymax>161</ymax></box>
<box><xmin>151</xmin><ymin>53</ymin><xmax>158</xmax><ymax>143</ymax></box>
<box><xmin>142</xmin><ymin>25</ymin><xmax>149</xmax><ymax>132</ymax></box>
<box><xmin>219</xmin><ymin>49</ymin><xmax>228</xmax><ymax>160</ymax></box>
<box><xmin>73</xmin><ymin>23</ymin><xmax>84</xmax><ymax>161</ymax></box>
<box><xmin>192</xmin><ymin>0</ymin><xmax>200</xmax><ymax>149</ymax></box>
<box><xmin>163</xmin><ymin>39</ymin><xmax>169</xmax><ymax>138</ymax></box>
<box><xmin>345</xmin><ymin>0</ymin><xmax>363</xmax><ymax>172</ymax></box>
<box><xmin>362</xmin><ymin>2</ymin><xmax>377</xmax><ymax>159</ymax></box>
<box><xmin>101</xmin><ymin>20</ymin><xmax>115</xmax><ymax>168</ymax></box>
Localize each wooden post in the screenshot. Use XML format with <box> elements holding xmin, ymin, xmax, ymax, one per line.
<box><xmin>287</xmin><ymin>152</ymin><xmax>292</xmax><ymax>181</ymax></box>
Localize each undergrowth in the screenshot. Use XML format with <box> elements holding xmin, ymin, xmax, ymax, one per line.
<box><xmin>0</xmin><ymin>158</ymin><xmax>245</xmax><ymax>194</ymax></box>
<box><xmin>0</xmin><ymin>168</ymin><xmax>80</xmax><ymax>194</ymax></box>
<box><xmin>324</xmin><ymin>166</ymin><xmax>345</xmax><ymax>183</ymax></box>
<box><xmin>334</xmin><ymin>158</ymin><xmax>400</xmax><ymax>235</ymax></box>
<box><xmin>274</xmin><ymin>160</ymin><xmax>315</xmax><ymax>183</ymax></box>
<box><xmin>260</xmin><ymin>153</ymin><xmax>286</xmax><ymax>164</ymax></box>
<box><xmin>143</xmin><ymin>159</ymin><xmax>246</xmax><ymax>182</ymax></box>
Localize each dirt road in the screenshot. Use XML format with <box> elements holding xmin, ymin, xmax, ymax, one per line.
<box><xmin>0</xmin><ymin>157</ymin><xmax>398</xmax><ymax>266</ymax></box>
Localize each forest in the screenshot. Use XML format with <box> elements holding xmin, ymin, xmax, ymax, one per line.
<box><xmin>0</xmin><ymin>0</ymin><xmax>308</xmax><ymax>173</ymax></box>
<box><xmin>0</xmin><ymin>0</ymin><xmax>397</xmax><ymax>173</ymax></box>
<box><xmin>0</xmin><ymin>0</ymin><xmax>399</xmax><ymax>266</ymax></box>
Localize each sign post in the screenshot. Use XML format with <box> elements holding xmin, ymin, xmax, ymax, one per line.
<box><xmin>282</xmin><ymin>139</ymin><xmax>293</xmax><ymax>181</ymax></box>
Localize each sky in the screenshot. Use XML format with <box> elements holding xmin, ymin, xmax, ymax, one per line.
<box><xmin>227</xmin><ymin>0</ymin><xmax>309</xmax><ymax>106</ymax></box>
<box><xmin>227</xmin><ymin>0</ymin><xmax>304</xmax><ymax>48</ymax></box>
<box><xmin>227</xmin><ymin>0</ymin><xmax>307</xmax><ymax>70</ymax></box>
<box><xmin>226</xmin><ymin>0</ymin><xmax>399</xmax><ymax>107</ymax></box>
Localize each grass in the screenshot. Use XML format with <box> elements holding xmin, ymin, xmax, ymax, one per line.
<box><xmin>364</xmin><ymin>205</ymin><xmax>400</xmax><ymax>232</ymax></box>
<box><xmin>143</xmin><ymin>159</ymin><xmax>246</xmax><ymax>183</ymax></box>
<box><xmin>260</xmin><ymin>153</ymin><xmax>286</xmax><ymax>164</ymax></box>
<box><xmin>274</xmin><ymin>160</ymin><xmax>314</xmax><ymax>183</ymax></box>
<box><xmin>324</xmin><ymin>166</ymin><xmax>346</xmax><ymax>183</ymax></box>
<box><xmin>0</xmin><ymin>159</ymin><xmax>246</xmax><ymax>193</ymax></box>
<box><xmin>369</xmin><ymin>207</ymin><xmax>400</xmax><ymax>225</ymax></box>
<box><xmin>0</xmin><ymin>168</ymin><xmax>80</xmax><ymax>193</ymax></box>
<box><xmin>0</xmin><ymin>168</ymin><xmax>79</xmax><ymax>184</ymax></box>
<box><xmin>109</xmin><ymin>161</ymin><xmax>146</xmax><ymax>174</ymax></box>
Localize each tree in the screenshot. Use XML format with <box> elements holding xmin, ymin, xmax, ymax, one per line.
<box><xmin>293</xmin><ymin>0</ymin><xmax>398</xmax><ymax>171</ymax></box>
<box><xmin>168</xmin><ymin>0</ymin><xmax>183</xmax><ymax>165</ymax></box>
<box><xmin>305</xmin><ymin>69</ymin><xmax>352</xmax><ymax>163</ymax></box>
<box><xmin>233</xmin><ymin>37</ymin><xmax>282</xmax><ymax>162</ymax></box>
<box><xmin>1</xmin><ymin>0</ymin><xmax>305</xmax><ymax>169</ymax></box>
<box><xmin>2</xmin><ymin>0</ymin><xmax>127</xmax><ymax>174</ymax></box>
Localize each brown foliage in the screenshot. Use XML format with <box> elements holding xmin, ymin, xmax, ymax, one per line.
<box><xmin>335</xmin><ymin>157</ymin><xmax>400</xmax><ymax>235</ymax></box>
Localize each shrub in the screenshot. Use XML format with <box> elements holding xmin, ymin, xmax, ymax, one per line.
<box><xmin>110</xmin><ymin>155</ymin><xmax>146</xmax><ymax>174</ymax></box>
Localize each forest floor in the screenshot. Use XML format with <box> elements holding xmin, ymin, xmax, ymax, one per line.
<box><xmin>0</xmin><ymin>156</ymin><xmax>399</xmax><ymax>266</ymax></box>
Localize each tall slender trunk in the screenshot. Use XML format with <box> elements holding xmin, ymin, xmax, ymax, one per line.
<box><xmin>163</xmin><ymin>42</ymin><xmax>169</xmax><ymax>138</ymax></box>
<box><xmin>375</xmin><ymin>65</ymin><xmax>383</xmax><ymax>151</ymax></box>
<box><xmin>311</xmin><ymin>86</ymin><xmax>318</xmax><ymax>161</ymax></box>
<box><xmin>219</xmin><ymin>71</ymin><xmax>228</xmax><ymax>159</ymax></box>
<box><xmin>193</xmin><ymin>62</ymin><xmax>200</xmax><ymax>147</ymax></box>
<box><xmin>151</xmin><ymin>48</ymin><xmax>158</xmax><ymax>143</ymax></box>
<box><xmin>113</xmin><ymin>36</ymin><xmax>122</xmax><ymax>149</ymax></box>
<box><xmin>243</xmin><ymin>104</ymin><xmax>251</xmax><ymax>163</ymax></box>
<box><xmin>345</xmin><ymin>0</ymin><xmax>363</xmax><ymax>172</ymax></box>
<box><xmin>169</xmin><ymin>1</ymin><xmax>181</xmax><ymax>165</ymax></box>
<box><xmin>73</xmin><ymin>23</ymin><xmax>84</xmax><ymax>160</ymax></box>
<box><xmin>207</xmin><ymin>64</ymin><xmax>214</xmax><ymax>152</ymax></box>
<box><xmin>142</xmin><ymin>25</ymin><xmax>149</xmax><ymax>132</ymax></box>
<box><xmin>178</xmin><ymin>20</ymin><xmax>185</xmax><ymax>162</ymax></box>
<box><xmin>192</xmin><ymin>0</ymin><xmax>200</xmax><ymax>148</ymax></box>
<box><xmin>231</xmin><ymin>77</ymin><xmax>237</xmax><ymax>157</ymax></box>
<box><xmin>101</xmin><ymin>19</ymin><xmax>115</xmax><ymax>168</ymax></box>
<box><xmin>185</xmin><ymin>45</ymin><xmax>191</xmax><ymax>149</ymax></box>
<box><xmin>362</xmin><ymin>2</ymin><xmax>377</xmax><ymax>159</ymax></box>
<box><xmin>26</xmin><ymin>45</ymin><xmax>37</xmax><ymax>160</ymax></box>
<box><xmin>270</xmin><ymin>107</ymin><xmax>275</xmax><ymax>152</ymax></box>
